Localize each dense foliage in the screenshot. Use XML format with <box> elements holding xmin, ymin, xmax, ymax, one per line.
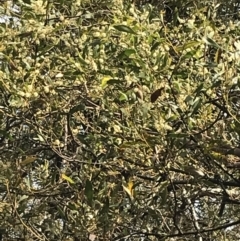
<box><xmin>0</xmin><ymin>0</ymin><xmax>240</xmax><ymax>240</ymax></box>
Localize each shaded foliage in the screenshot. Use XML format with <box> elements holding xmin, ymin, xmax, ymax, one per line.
<box><xmin>0</xmin><ymin>0</ymin><xmax>240</xmax><ymax>241</ymax></box>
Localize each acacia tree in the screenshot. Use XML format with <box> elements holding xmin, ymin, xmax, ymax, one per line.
<box><xmin>0</xmin><ymin>0</ymin><xmax>240</xmax><ymax>240</ymax></box>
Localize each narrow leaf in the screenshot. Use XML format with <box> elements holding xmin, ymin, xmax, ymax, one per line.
<box><xmin>168</xmin><ymin>133</ymin><xmax>189</xmax><ymax>138</ymax></box>
<box><xmin>151</xmin><ymin>41</ymin><xmax>161</xmax><ymax>52</ymax></box>
<box><xmin>57</xmin><ymin>206</ymin><xmax>67</xmax><ymax>220</ymax></box>
<box><xmin>191</xmin><ymin>97</ymin><xmax>202</xmax><ymax>116</ymax></box>
<box><xmin>20</xmin><ymin>155</ymin><xmax>37</xmax><ymax>166</ymax></box>
<box><xmin>160</xmin><ymin>188</ymin><xmax>168</xmax><ymax>205</ymax></box>
<box><xmin>214</xmin><ymin>48</ymin><xmax>222</xmax><ymax>64</ymax></box>
<box><xmin>122</xmin><ymin>49</ymin><xmax>136</xmax><ymax>57</ymax></box>
<box><xmin>101</xmin><ymin>76</ymin><xmax>112</xmax><ymax>88</ymax></box>
<box><xmin>114</xmin><ymin>25</ymin><xmax>137</xmax><ymax>34</ymax></box>
<box><xmin>204</xmin><ymin>37</ymin><xmax>220</xmax><ymax>48</ymax></box>
<box><xmin>61</xmin><ymin>173</ymin><xmax>75</xmax><ymax>184</ymax></box>
<box><xmin>158</xmin><ymin>181</ymin><xmax>169</xmax><ymax>193</ymax></box>
<box><xmin>101</xmin><ymin>77</ymin><xmax>121</xmax><ymax>88</ymax></box>
<box><xmin>176</xmin><ymin>41</ymin><xmax>200</xmax><ymax>51</ymax></box>
<box><xmin>100</xmin><ymin>197</ymin><xmax>109</xmax><ymax>215</ymax></box>
<box><xmin>194</xmin><ymin>83</ymin><xmax>204</xmax><ymax>94</ymax></box>
<box><xmin>37</xmin><ymin>134</ymin><xmax>45</xmax><ymax>142</ymax></box>
<box><xmin>122</xmin><ymin>179</ymin><xmax>134</xmax><ymax>199</ymax></box>
<box><xmin>69</xmin><ymin>104</ymin><xmax>85</xmax><ymax>114</ymax></box>
<box><xmin>85</xmin><ymin>179</ymin><xmax>93</xmax><ymax>206</ymax></box>
<box><xmin>119</xmin><ymin>91</ymin><xmax>128</xmax><ymax>101</ymax></box>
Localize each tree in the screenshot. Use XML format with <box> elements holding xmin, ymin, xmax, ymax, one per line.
<box><xmin>0</xmin><ymin>0</ymin><xmax>240</xmax><ymax>240</ymax></box>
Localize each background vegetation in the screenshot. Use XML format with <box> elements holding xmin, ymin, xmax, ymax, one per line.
<box><xmin>0</xmin><ymin>0</ymin><xmax>240</xmax><ymax>240</ymax></box>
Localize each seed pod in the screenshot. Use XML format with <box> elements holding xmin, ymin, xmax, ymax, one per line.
<box><xmin>150</xmin><ymin>87</ymin><xmax>164</xmax><ymax>103</ymax></box>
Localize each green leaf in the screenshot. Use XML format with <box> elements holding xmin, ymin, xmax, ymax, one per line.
<box><xmin>101</xmin><ymin>77</ymin><xmax>121</xmax><ymax>88</ymax></box>
<box><xmin>122</xmin><ymin>179</ymin><xmax>134</xmax><ymax>200</ymax></box>
<box><xmin>20</xmin><ymin>155</ymin><xmax>37</xmax><ymax>166</ymax></box>
<box><xmin>120</xmin><ymin>141</ymin><xmax>145</xmax><ymax>148</ymax></box>
<box><xmin>176</xmin><ymin>41</ymin><xmax>200</xmax><ymax>51</ymax></box>
<box><xmin>168</xmin><ymin>133</ymin><xmax>189</xmax><ymax>138</ymax></box>
<box><xmin>184</xmin><ymin>95</ymin><xmax>193</xmax><ymax>104</ymax></box>
<box><xmin>18</xmin><ymin>195</ymin><xmax>29</xmax><ymax>202</ymax></box>
<box><xmin>57</xmin><ymin>206</ymin><xmax>67</xmax><ymax>220</ymax></box>
<box><xmin>101</xmin><ymin>76</ymin><xmax>112</xmax><ymax>88</ymax></box>
<box><xmin>69</xmin><ymin>104</ymin><xmax>85</xmax><ymax>114</ymax></box>
<box><xmin>38</xmin><ymin>44</ymin><xmax>55</xmax><ymax>56</ymax></box>
<box><xmin>160</xmin><ymin>188</ymin><xmax>168</xmax><ymax>206</ymax></box>
<box><xmin>123</xmin><ymin>49</ymin><xmax>136</xmax><ymax>57</ymax></box>
<box><xmin>118</xmin><ymin>49</ymin><xmax>136</xmax><ymax>59</ymax></box>
<box><xmin>214</xmin><ymin>48</ymin><xmax>222</xmax><ymax>63</ymax></box>
<box><xmin>191</xmin><ymin>97</ymin><xmax>202</xmax><ymax>116</ymax></box>
<box><xmin>105</xmin><ymin>79</ymin><xmax>121</xmax><ymax>86</ymax></box>
<box><xmin>0</xmin><ymin>228</ymin><xmax>7</xmax><ymax>235</ymax></box>
<box><xmin>22</xmin><ymin>0</ymin><xmax>31</xmax><ymax>4</ymax></box>
<box><xmin>204</xmin><ymin>37</ymin><xmax>220</xmax><ymax>48</ymax></box>
<box><xmin>119</xmin><ymin>91</ymin><xmax>128</xmax><ymax>101</ymax></box>
<box><xmin>113</xmin><ymin>25</ymin><xmax>137</xmax><ymax>34</ymax></box>
<box><xmin>159</xmin><ymin>53</ymin><xmax>171</xmax><ymax>69</ymax></box>
<box><xmin>151</xmin><ymin>41</ymin><xmax>161</xmax><ymax>52</ymax></box>
<box><xmin>85</xmin><ymin>179</ymin><xmax>93</xmax><ymax>207</ymax></box>
<box><xmin>158</xmin><ymin>181</ymin><xmax>169</xmax><ymax>193</ymax></box>
<box><xmin>78</xmin><ymin>54</ymin><xmax>89</xmax><ymax>66</ymax></box>
<box><xmin>182</xmin><ymin>49</ymin><xmax>198</xmax><ymax>59</ymax></box>
<box><xmin>141</xmin><ymin>103</ymin><xmax>151</xmax><ymax>119</ymax></box>
<box><xmin>99</xmin><ymin>197</ymin><xmax>109</xmax><ymax>216</ymax></box>
<box><xmin>61</xmin><ymin>173</ymin><xmax>75</xmax><ymax>184</ymax></box>
<box><xmin>194</xmin><ymin>83</ymin><xmax>204</xmax><ymax>94</ymax></box>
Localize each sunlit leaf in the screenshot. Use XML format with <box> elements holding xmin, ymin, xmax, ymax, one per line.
<box><xmin>78</xmin><ymin>55</ymin><xmax>89</xmax><ymax>66</ymax></box>
<box><xmin>55</xmin><ymin>73</ymin><xmax>63</xmax><ymax>78</ymax></box>
<box><xmin>182</xmin><ymin>49</ymin><xmax>199</xmax><ymax>59</ymax></box>
<box><xmin>20</xmin><ymin>155</ymin><xmax>37</xmax><ymax>166</ymax></box>
<box><xmin>191</xmin><ymin>97</ymin><xmax>202</xmax><ymax>116</ymax></box>
<box><xmin>61</xmin><ymin>173</ymin><xmax>75</xmax><ymax>184</ymax></box>
<box><xmin>101</xmin><ymin>76</ymin><xmax>121</xmax><ymax>88</ymax></box>
<box><xmin>176</xmin><ymin>41</ymin><xmax>200</xmax><ymax>51</ymax></box>
<box><xmin>122</xmin><ymin>179</ymin><xmax>134</xmax><ymax>199</ymax></box>
<box><xmin>101</xmin><ymin>76</ymin><xmax>113</xmax><ymax>88</ymax></box>
<box><xmin>120</xmin><ymin>49</ymin><xmax>136</xmax><ymax>58</ymax></box>
<box><xmin>160</xmin><ymin>53</ymin><xmax>171</xmax><ymax>69</ymax></box>
<box><xmin>119</xmin><ymin>91</ymin><xmax>128</xmax><ymax>101</ymax></box>
<box><xmin>37</xmin><ymin>134</ymin><xmax>45</xmax><ymax>142</ymax></box>
<box><xmin>204</xmin><ymin>37</ymin><xmax>220</xmax><ymax>48</ymax></box>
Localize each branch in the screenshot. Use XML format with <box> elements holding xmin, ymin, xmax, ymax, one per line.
<box><xmin>114</xmin><ymin>219</ymin><xmax>240</xmax><ymax>240</ymax></box>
